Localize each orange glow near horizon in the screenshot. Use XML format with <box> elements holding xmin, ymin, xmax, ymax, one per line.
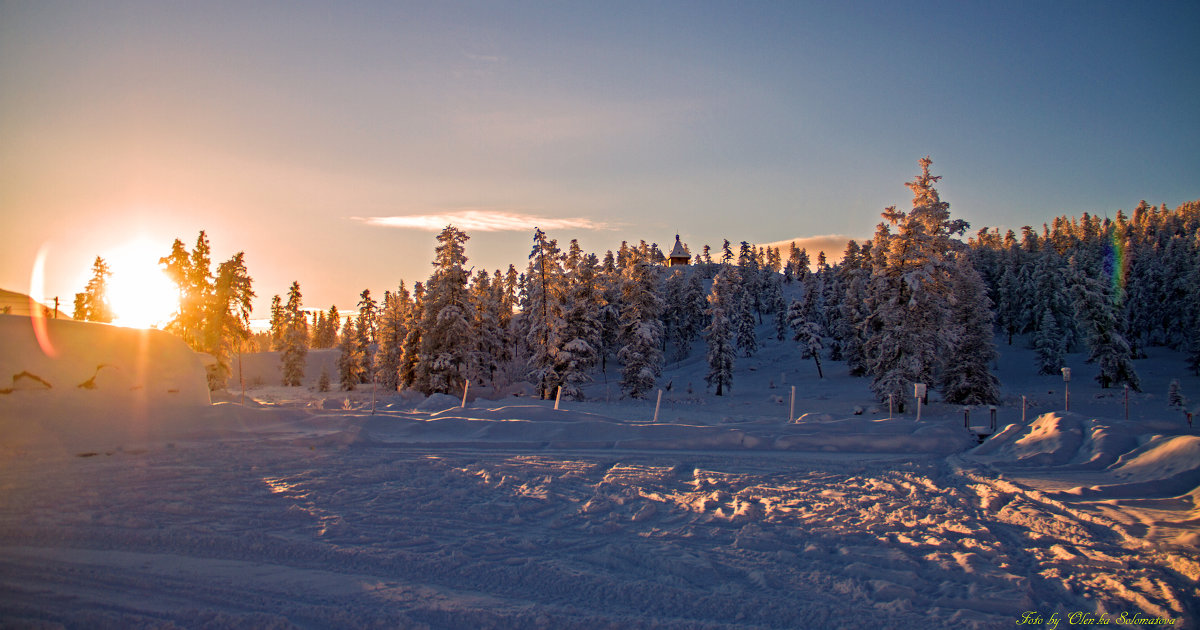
<box><xmin>106</xmin><ymin>239</ymin><xmax>180</xmax><ymax>329</ymax></box>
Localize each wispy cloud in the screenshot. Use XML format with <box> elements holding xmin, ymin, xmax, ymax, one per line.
<box><xmin>758</xmin><ymin>234</ymin><xmax>859</xmax><ymax>265</ymax></box>
<box><xmin>354</xmin><ymin>209</ymin><xmax>615</xmax><ymax>232</ymax></box>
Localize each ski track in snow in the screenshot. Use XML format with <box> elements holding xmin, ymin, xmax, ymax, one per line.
<box><xmin>2</xmin><ymin>435</ymin><xmax>1195</xmax><ymax>629</ymax></box>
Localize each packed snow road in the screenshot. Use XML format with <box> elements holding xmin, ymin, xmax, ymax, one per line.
<box><xmin>1</xmin><ymin>436</ymin><xmax>1193</xmax><ymax>629</ymax></box>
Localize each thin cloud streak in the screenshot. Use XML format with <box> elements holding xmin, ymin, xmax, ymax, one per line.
<box><xmin>759</xmin><ymin>234</ymin><xmax>859</xmax><ymax>265</ymax></box>
<box><xmin>356</xmin><ymin>210</ymin><xmax>616</xmax><ymax>232</ymax></box>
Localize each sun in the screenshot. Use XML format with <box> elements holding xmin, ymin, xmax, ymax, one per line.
<box><xmin>105</xmin><ymin>238</ymin><xmax>180</xmax><ymax>329</ymax></box>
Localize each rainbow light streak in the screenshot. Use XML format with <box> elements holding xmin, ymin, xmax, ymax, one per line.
<box><xmin>1103</xmin><ymin>231</ymin><xmax>1128</xmax><ymax>306</ymax></box>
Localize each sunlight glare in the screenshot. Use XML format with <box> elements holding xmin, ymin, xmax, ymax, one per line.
<box><xmin>107</xmin><ymin>239</ymin><xmax>179</xmax><ymax>329</ymax></box>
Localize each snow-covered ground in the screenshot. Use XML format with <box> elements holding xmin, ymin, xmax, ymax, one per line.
<box><xmin>1</xmin><ymin>315</ymin><xmax>1197</xmax><ymax>628</ymax></box>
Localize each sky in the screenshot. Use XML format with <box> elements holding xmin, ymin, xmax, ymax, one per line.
<box><xmin>2</xmin><ymin>1</ymin><xmax>1198</xmax><ymax>320</ymax></box>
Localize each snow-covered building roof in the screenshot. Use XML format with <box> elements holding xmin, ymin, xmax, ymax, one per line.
<box><xmin>0</xmin><ymin>288</ymin><xmax>71</xmax><ymax>319</ymax></box>
<box><xmin>667</xmin><ymin>235</ymin><xmax>690</xmax><ymax>266</ymax></box>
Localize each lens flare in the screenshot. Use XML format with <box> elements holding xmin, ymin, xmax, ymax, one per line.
<box><xmin>1103</xmin><ymin>231</ymin><xmax>1127</xmax><ymax>306</ymax></box>
<box><xmin>29</xmin><ymin>244</ymin><xmax>58</xmax><ymax>357</ymax></box>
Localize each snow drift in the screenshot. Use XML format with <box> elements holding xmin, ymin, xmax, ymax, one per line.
<box><xmin>0</xmin><ymin>315</ymin><xmax>210</xmax><ymax>454</ymax></box>
<box><xmin>0</xmin><ymin>314</ymin><xmax>209</xmax><ymax>405</ymax></box>
<box><xmin>970</xmin><ymin>411</ymin><xmax>1200</xmax><ymax>500</ymax></box>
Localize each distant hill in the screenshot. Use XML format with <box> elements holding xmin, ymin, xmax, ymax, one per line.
<box><xmin>0</xmin><ymin>288</ymin><xmax>72</xmax><ymax>319</ymax></box>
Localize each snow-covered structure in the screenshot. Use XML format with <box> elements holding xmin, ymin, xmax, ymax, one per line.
<box><xmin>0</xmin><ymin>288</ymin><xmax>69</xmax><ymax>319</ymax></box>
<box><xmin>666</xmin><ymin>235</ymin><xmax>690</xmax><ymax>266</ymax></box>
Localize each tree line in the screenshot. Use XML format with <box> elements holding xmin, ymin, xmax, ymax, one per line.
<box><xmin>73</xmin><ymin>157</ymin><xmax>1200</xmax><ymax>404</ymax></box>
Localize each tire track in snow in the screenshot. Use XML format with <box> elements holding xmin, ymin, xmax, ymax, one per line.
<box><xmin>948</xmin><ymin>457</ymin><xmax>1197</xmax><ymax>624</ymax></box>
<box><xmin>2</xmin><ymin>442</ymin><xmax>1193</xmax><ymax>628</ymax></box>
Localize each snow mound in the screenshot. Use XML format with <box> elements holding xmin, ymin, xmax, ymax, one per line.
<box><xmin>971</xmin><ymin>412</ymin><xmax>1138</xmax><ymax>469</ymax></box>
<box><xmin>0</xmin><ymin>315</ymin><xmax>217</xmax><ymax>454</ymax></box>
<box><xmin>415</xmin><ymin>393</ymin><xmax>463</xmax><ymax>412</ymax></box>
<box><xmin>1066</xmin><ymin>435</ymin><xmax>1200</xmax><ymax>499</ymax></box>
<box><xmin>969</xmin><ymin>412</ymin><xmax>1200</xmax><ymax>499</ymax></box>
<box><xmin>0</xmin><ymin>315</ymin><xmax>209</xmax><ymax>405</ymax></box>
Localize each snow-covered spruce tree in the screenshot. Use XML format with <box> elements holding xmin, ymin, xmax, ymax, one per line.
<box><xmin>374</xmin><ymin>285</ymin><xmax>410</xmax><ymax>392</ymax></box>
<box><xmin>617</xmin><ymin>259</ymin><xmax>664</xmax><ymax>398</ymax></box>
<box><xmin>766</xmin><ymin>274</ymin><xmax>788</xmax><ymax>341</ymax></box>
<box><xmin>994</xmin><ymin>255</ymin><xmax>1024</xmax><ymax>345</ymax></box>
<box><xmin>939</xmin><ymin>254</ymin><xmax>1000</xmax><ymax>405</ymax></box>
<box><xmin>595</xmin><ymin>258</ymin><xmax>623</xmax><ymax>374</ymax></box>
<box><xmin>786</xmin><ymin>297</ymin><xmax>825</xmax><ymax>379</ymax></box>
<box><xmin>863</xmin><ymin>157</ymin><xmax>969</xmax><ymax>407</ymax></box>
<box><xmin>731</xmin><ymin>269</ymin><xmax>758</xmax><ymax>357</ymax></box>
<box><xmin>310</xmin><ymin>311</ymin><xmax>327</xmax><ymax>348</ymax></box>
<box><xmin>681</xmin><ymin>271</ymin><xmax>709</xmax><ymax>356</ymax></box>
<box><xmin>267</xmin><ymin>295</ymin><xmax>285</xmax><ymax>351</ymax></box>
<box><xmin>357</xmin><ymin>289</ymin><xmax>378</xmax><ymax>347</ymax></box>
<box><xmin>1029</xmin><ymin>248</ymin><xmax>1078</xmax><ymax>352</ymax></box>
<box><xmin>1034</xmin><ymin>308</ymin><xmax>1066</xmax><ymax>375</ymax></box>
<box><xmin>337</xmin><ymin>315</ymin><xmax>364</xmax><ymax>390</ymax></box>
<box><xmin>416</xmin><ymin>226</ymin><xmax>475</xmax><ymax>395</ymax></box>
<box><xmin>1122</xmin><ymin>239</ymin><xmax>1157</xmax><ymax>356</ymax></box>
<box><xmin>398</xmin><ymin>282</ymin><xmax>424</xmax><ymax>390</ymax></box>
<box><xmin>1070</xmin><ymin>258</ymin><xmax>1140</xmax><ymax>391</ymax></box>
<box><xmin>1158</xmin><ymin>235</ymin><xmax>1198</xmax><ymax>351</ymax></box>
<box><xmin>705</xmin><ymin>268</ymin><xmax>738</xmax><ymax>396</ymax></box>
<box><xmin>317</xmin><ymin>367</ymin><xmax>331</xmax><ymax>392</ymax></box>
<box><xmin>73</xmin><ymin>256</ymin><xmax>114</xmax><ymax>323</ymax></box>
<box><xmin>351</xmin><ymin>297</ymin><xmax>374</xmax><ymax>386</ymax></box>
<box><xmin>738</xmin><ymin>241</ymin><xmax>765</xmax><ymax>322</ymax></box>
<box><xmin>787</xmin><ymin>245</ymin><xmax>811</xmax><ymax>284</ymax></box>
<box><xmin>469</xmin><ymin>270</ymin><xmax>505</xmax><ymax>387</ymax></box>
<box><xmin>662</xmin><ymin>267</ymin><xmax>708</xmax><ymax>360</ymax></box>
<box><xmin>316</xmin><ymin>305</ymin><xmax>340</xmax><ymax>349</ymax></box>
<box><xmin>280</xmin><ymin>281</ymin><xmax>308</xmax><ymax>387</ymax></box>
<box><xmin>160</xmin><ymin>231</ymin><xmax>217</xmax><ymax>350</ymax></box>
<box><xmin>158</xmin><ymin>233</ymin><xmax>257</xmax><ymax>388</ymax></box>
<box><xmin>819</xmin><ymin>264</ymin><xmax>843</xmax><ymax>356</ymax></box>
<box><xmin>794</xmin><ymin>273</ymin><xmax>822</xmax><ymax>329</ymax></box>
<box><xmin>559</xmin><ymin>251</ymin><xmax>604</xmax><ymax>400</ymax></box>
<box><xmin>662</xmin><ymin>269</ymin><xmax>688</xmax><ymax>358</ymax></box>
<box><xmin>203</xmin><ymin>252</ymin><xmax>255</xmax><ymax>389</ymax></box>
<box><xmin>834</xmin><ymin>241</ymin><xmax>871</xmax><ymax>375</ymax></box>
<box><xmin>491</xmin><ymin>267</ymin><xmax>518</xmax><ymax>376</ymax></box>
<box><xmin>524</xmin><ymin>228</ymin><xmax>568</xmax><ymax>399</ymax></box>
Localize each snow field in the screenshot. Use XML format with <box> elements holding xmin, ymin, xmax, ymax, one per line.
<box><xmin>2</xmin><ymin>424</ymin><xmax>1195</xmax><ymax>628</ymax></box>
<box><xmin>2</xmin><ymin>316</ymin><xmax>1198</xmax><ymax>628</ymax></box>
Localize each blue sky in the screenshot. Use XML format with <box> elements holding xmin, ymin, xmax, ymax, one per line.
<box><xmin>2</xmin><ymin>1</ymin><xmax>1198</xmax><ymax>316</ymax></box>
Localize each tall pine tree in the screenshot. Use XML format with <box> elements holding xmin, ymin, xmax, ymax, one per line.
<box><xmin>939</xmin><ymin>255</ymin><xmax>1000</xmax><ymax>405</ymax></box>
<box><xmin>524</xmin><ymin>228</ymin><xmax>568</xmax><ymax>399</ymax></box>
<box><xmin>416</xmin><ymin>226</ymin><xmax>474</xmax><ymax>394</ymax></box>
<box><xmin>617</xmin><ymin>260</ymin><xmax>664</xmax><ymax>398</ymax></box>
<box><xmin>705</xmin><ymin>269</ymin><xmax>738</xmax><ymax>396</ymax></box>
<box><xmin>864</xmin><ymin>158</ymin><xmax>969</xmax><ymax>407</ymax></box>
<box><xmin>280</xmin><ymin>281</ymin><xmax>308</xmax><ymax>387</ymax></box>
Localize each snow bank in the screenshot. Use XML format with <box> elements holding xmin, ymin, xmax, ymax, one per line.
<box><xmin>0</xmin><ymin>315</ymin><xmax>212</xmax><ymax>454</ymax></box>
<box><xmin>1066</xmin><ymin>435</ymin><xmax>1200</xmax><ymax>499</ymax></box>
<box><xmin>0</xmin><ymin>315</ymin><xmax>208</xmax><ymax>406</ymax></box>
<box><xmin>330</xmin><ymin>405</ymin><xmax>974</xmax><ymax>454</ymax></box>
<box><xmin>969</xmin><ymin>411</ymin><xmax>1200</xmax><ymax>499</ymax></box>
